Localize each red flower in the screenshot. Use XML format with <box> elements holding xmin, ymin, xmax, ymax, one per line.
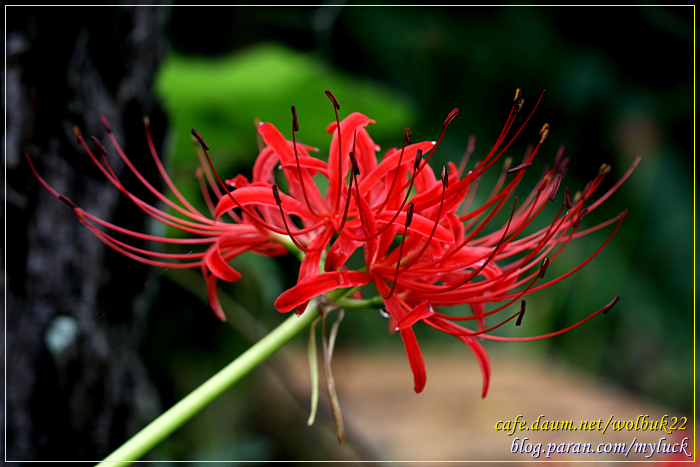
<box><xmin>275</xmin><ymin>90</ymin><xmax>640</xmax><ymax>395</ymax></box>
<box><xmin>29</xmin><ymin>90</ymin><xmax>639</xmax><ymax>398</ymax></box>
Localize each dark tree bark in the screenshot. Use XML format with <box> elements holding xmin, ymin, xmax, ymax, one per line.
<box><xmin>6</xmin><ymin>7</ymin><xmax>169</xmax><ymax>461</ymax></box>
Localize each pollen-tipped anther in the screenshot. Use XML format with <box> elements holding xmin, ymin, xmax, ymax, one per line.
<box><xmin>539</xmin><ymin>123</ymin><xmax>550</xmax><ymax>143</ymax></box>
<box><xmin>325</xmin><ymin>90</ymin><xmax>340</xmax><ymax>110</ymax></box>
<box><xmin>515</xmin><ymin>98</ymin><xmax>525</xmax><ymax>114</ymax></box>
<box><xmin>191</xmin><ymin>128</ymin><xmax>210</xmax><ymax>151</ymax></box>
<box><xmin>272</xmin><ymin>184</ymin><xmax>282</xmax><ymax>205</ymax></box>
<box><xmin>405</xmin><ymin>202</ymin><xmax>414</xmax><ymax>227</ymax></box>
<box><xmin>603</xmin><ymin>295</ymin><xmax>620</xmax><ymax>314</ymax></box>
<box><xmin>516</xmin><ymin>299</ymin><xmax>526</xmax><ymax>326</ymax></box>
<box><xmin>599</xmin><ymin>163</ymin><xmax>611</xmax><ymax>176</ymax></box>
<box><xmin>513</xmin><ymin>88</ymin><xmax>522</xmax><ymax>102</ymax></box>
<box><xmin>404</xmin><ymin>126</ymin><xmax>412</xmax><ymax>144</ymax></box>
<box><xmin>539</xmin><ymin>257</ymin><xmax>550</xmax><ymax>279</ymax></box>
<box><xmin>414</xmin><ymin>149</ymin><xmax>423</xmax><ymax>170</ymax></box>
<box><xmin>507</xmin><ymin>162</ymin><xmax>532</xmax><ymax>174</ymax></box>
<box><xmin>443</xmin><ymin>108</ymin><xmax>460</xmax><ymax>128</ymax></box>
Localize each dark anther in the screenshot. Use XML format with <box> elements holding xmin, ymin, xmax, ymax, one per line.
<box><xmin>443</xmin><ymin>108</ymin><xmax>460</xmax><ymax>128</ymax></box>
<box><xmin>191</xmin><ymin>129</ymin><xmax>210</xmax><ymax>151</ymax></box>
<box><xmin>507</xmin><ymin>162</ymin><xmax>532</xmax><ymax>174</ymax></box>
<box><xmin>404</xmin><ymin>126</ymin><xmax>412</xmax><ymax>144</ymax></box>
<box><xmin>414</xmin><ymin>149</ymin><xmax>423</xmax><ymax>170</ymax></box>
<box><xmin>565</xmin><ymin>187</ymin><xmax>572</xmax><ymax>209</ymax></box>
<box><xmin>291</xmin><ymin>105</ymin><xmax>299</xmax><ymax>132</ymax></box>
<box><xmin>549</xmin><ymin>174</ymin><xmax>562</xmax><ymax>201</ymax></box>
<box><xmin>539</xmin><ymin>257</ymin><xmax>550</xmax><ymax>279</ymax></box>
<box><xmin>442</xmin><ymin>165</ymin><xmax>449</xmax><ymax>189</ymax></box>
<box><xmin>516</xmin><ymin>299</ymin><xmax>526</xmax><ymax>326</ymax></box>
<box><xmin>272</xmin><ymin>184</ymin><xmax>282</xmax><ymax>205</ymax></box>
<box><xmin>89</xmin><ymin>136</ymin><xmax>108</xmax><ymax>156</ymax></box>
<box><xmin>603</xmin><ymin>295</ymin><xmax>620</xmax><ymax>314</ymax></box>
<box><xmin>349</xmin><ymin>152</ymin><xmax>360</xmax><ymax>176</ymax></box>
<box><xmin>99</xmin><ymin>115</ymin><xmax>113</xmax><ymax>133</ymax></box>
<box><xmin>405</xmin><ymin>202</ymin><xmax>414</xmax><ymax>227</ymax></box>
<box><xmin>325</xmin><ymin>90</ymin><xmax>340</xmax><ymax>110</ymax></box>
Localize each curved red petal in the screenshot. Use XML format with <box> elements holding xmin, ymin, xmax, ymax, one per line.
<box><xmin>399</xmin><ymin>327</ymin><xmax>427</xmax><ymax>394</ymax></box>
<box><xmin>396</xmin><ymin>300</ymin><xmax>434</xmax><ymax>330</ymax></box>
<box><xmin>275</xmin><ymin>270</ymin><xmax>371</xmax><ymax>313</ymax></box>
<box><xmin>205</xmin><ymin>241</ymin><xmax>242</xmax><ymax>282</ymax></box>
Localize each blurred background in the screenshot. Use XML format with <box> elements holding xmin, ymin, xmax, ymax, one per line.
<box><xmin>6</xmin><ymin>5</ymin><xmax>694</xmax><ymax>463</ymax></box>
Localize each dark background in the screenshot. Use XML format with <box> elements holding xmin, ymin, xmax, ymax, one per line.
<box><xmin>6</xmin><ymin>5</ymin><xmax>693</xmax><ymax>462</ymax></box>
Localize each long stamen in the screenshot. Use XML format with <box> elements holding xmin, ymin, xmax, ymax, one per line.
<box><xmin>291</xmin><ymin>105</ymin><xmax>321</xmax><ymax>218</ymax></box>
<box><xmin>340</xmin><ymin>149</ymin><xmax>362</xmax><ymax>232</ymax></box>
<box><xmin>481</xmin><ymin>295</ymin><xmax>621</xmax><ymax>342</ymax></box>
<box><xmin>457</xmin><ymin>134</ymin><xmax>476</xmax><ymax>177</ymax></box>
<box><xmin>345</xmin><ymin>150</ymin><xmax>422</xmax><ymax>242</ymax></box>
<box><xmin>399</xmin><ymin>165</ymin><xmax>448</xmax><ymax>272</ymax></box>
<box><xmin>433</xmin><ymin>197</ymin><xmax>519</xmax><ymax>294</ymax></box>
<box><xmin>376</xmin><ymin>126</ymin><xmax>411</xmax><ymax>213</ymax></box>
<box><xmin>192</xmin><ymin>128</ymin><xmax>293</xmax><ymax>236</ymax></box>
<box><xmin>381</xmin><ymin>108</ymin><xmax>459</xmax><ymax>210</ymax></box>
<box><xmin>338</xmin><ymin>151</ymin><xmax>356</xmax><ymax>231</ymax></box>
<box><xmin>432</xmin><ymin>256</ymin><xmax>551</xmax><ymax>323</ymax></box>
<box><xmin>326</xmin><ymin>90</ymin><xmax>343</xmax><ymax>213</ymax></box>
<box><xmin>383</xmin><ymin>202</ymin><xmax>414</xmax><ymax>300</ymax></box>
<box><xmin>272</xmin><ymin>184</ymin><xmax>322</xmax><ymax>253</ymax></box>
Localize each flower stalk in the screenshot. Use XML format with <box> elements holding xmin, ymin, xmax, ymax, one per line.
<box><xmin>99</xmin><ymin>298</ymin><xmax>321</xmax><ymax>466</ymax></box>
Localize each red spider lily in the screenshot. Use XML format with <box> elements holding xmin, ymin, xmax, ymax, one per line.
<box><xmin>275</xmin><ymin>90</ymin><xmax>640</xmax><ymax>396</ymax></box>
<box><xmin>28</xmin><ymin>90</ymin><xmax>638</xmax><ymax>399</ymax></box>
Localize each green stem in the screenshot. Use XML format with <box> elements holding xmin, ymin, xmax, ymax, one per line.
<box><xmin>98</xmin><ymin>301</ymin><xmax>320</xmax><ymax>466</ymax></box>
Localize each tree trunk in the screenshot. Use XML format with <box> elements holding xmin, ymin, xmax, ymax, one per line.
<box><xmin>6</xmin><ymin>6</ymin><xmax>169</xmax><ymax>461</ymax></box>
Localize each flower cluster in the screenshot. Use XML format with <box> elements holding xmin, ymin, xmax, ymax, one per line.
<box><xmin>28</xmin><ymin>90</ymin><xmax>639</xmax><ymax>396</ymax></box>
